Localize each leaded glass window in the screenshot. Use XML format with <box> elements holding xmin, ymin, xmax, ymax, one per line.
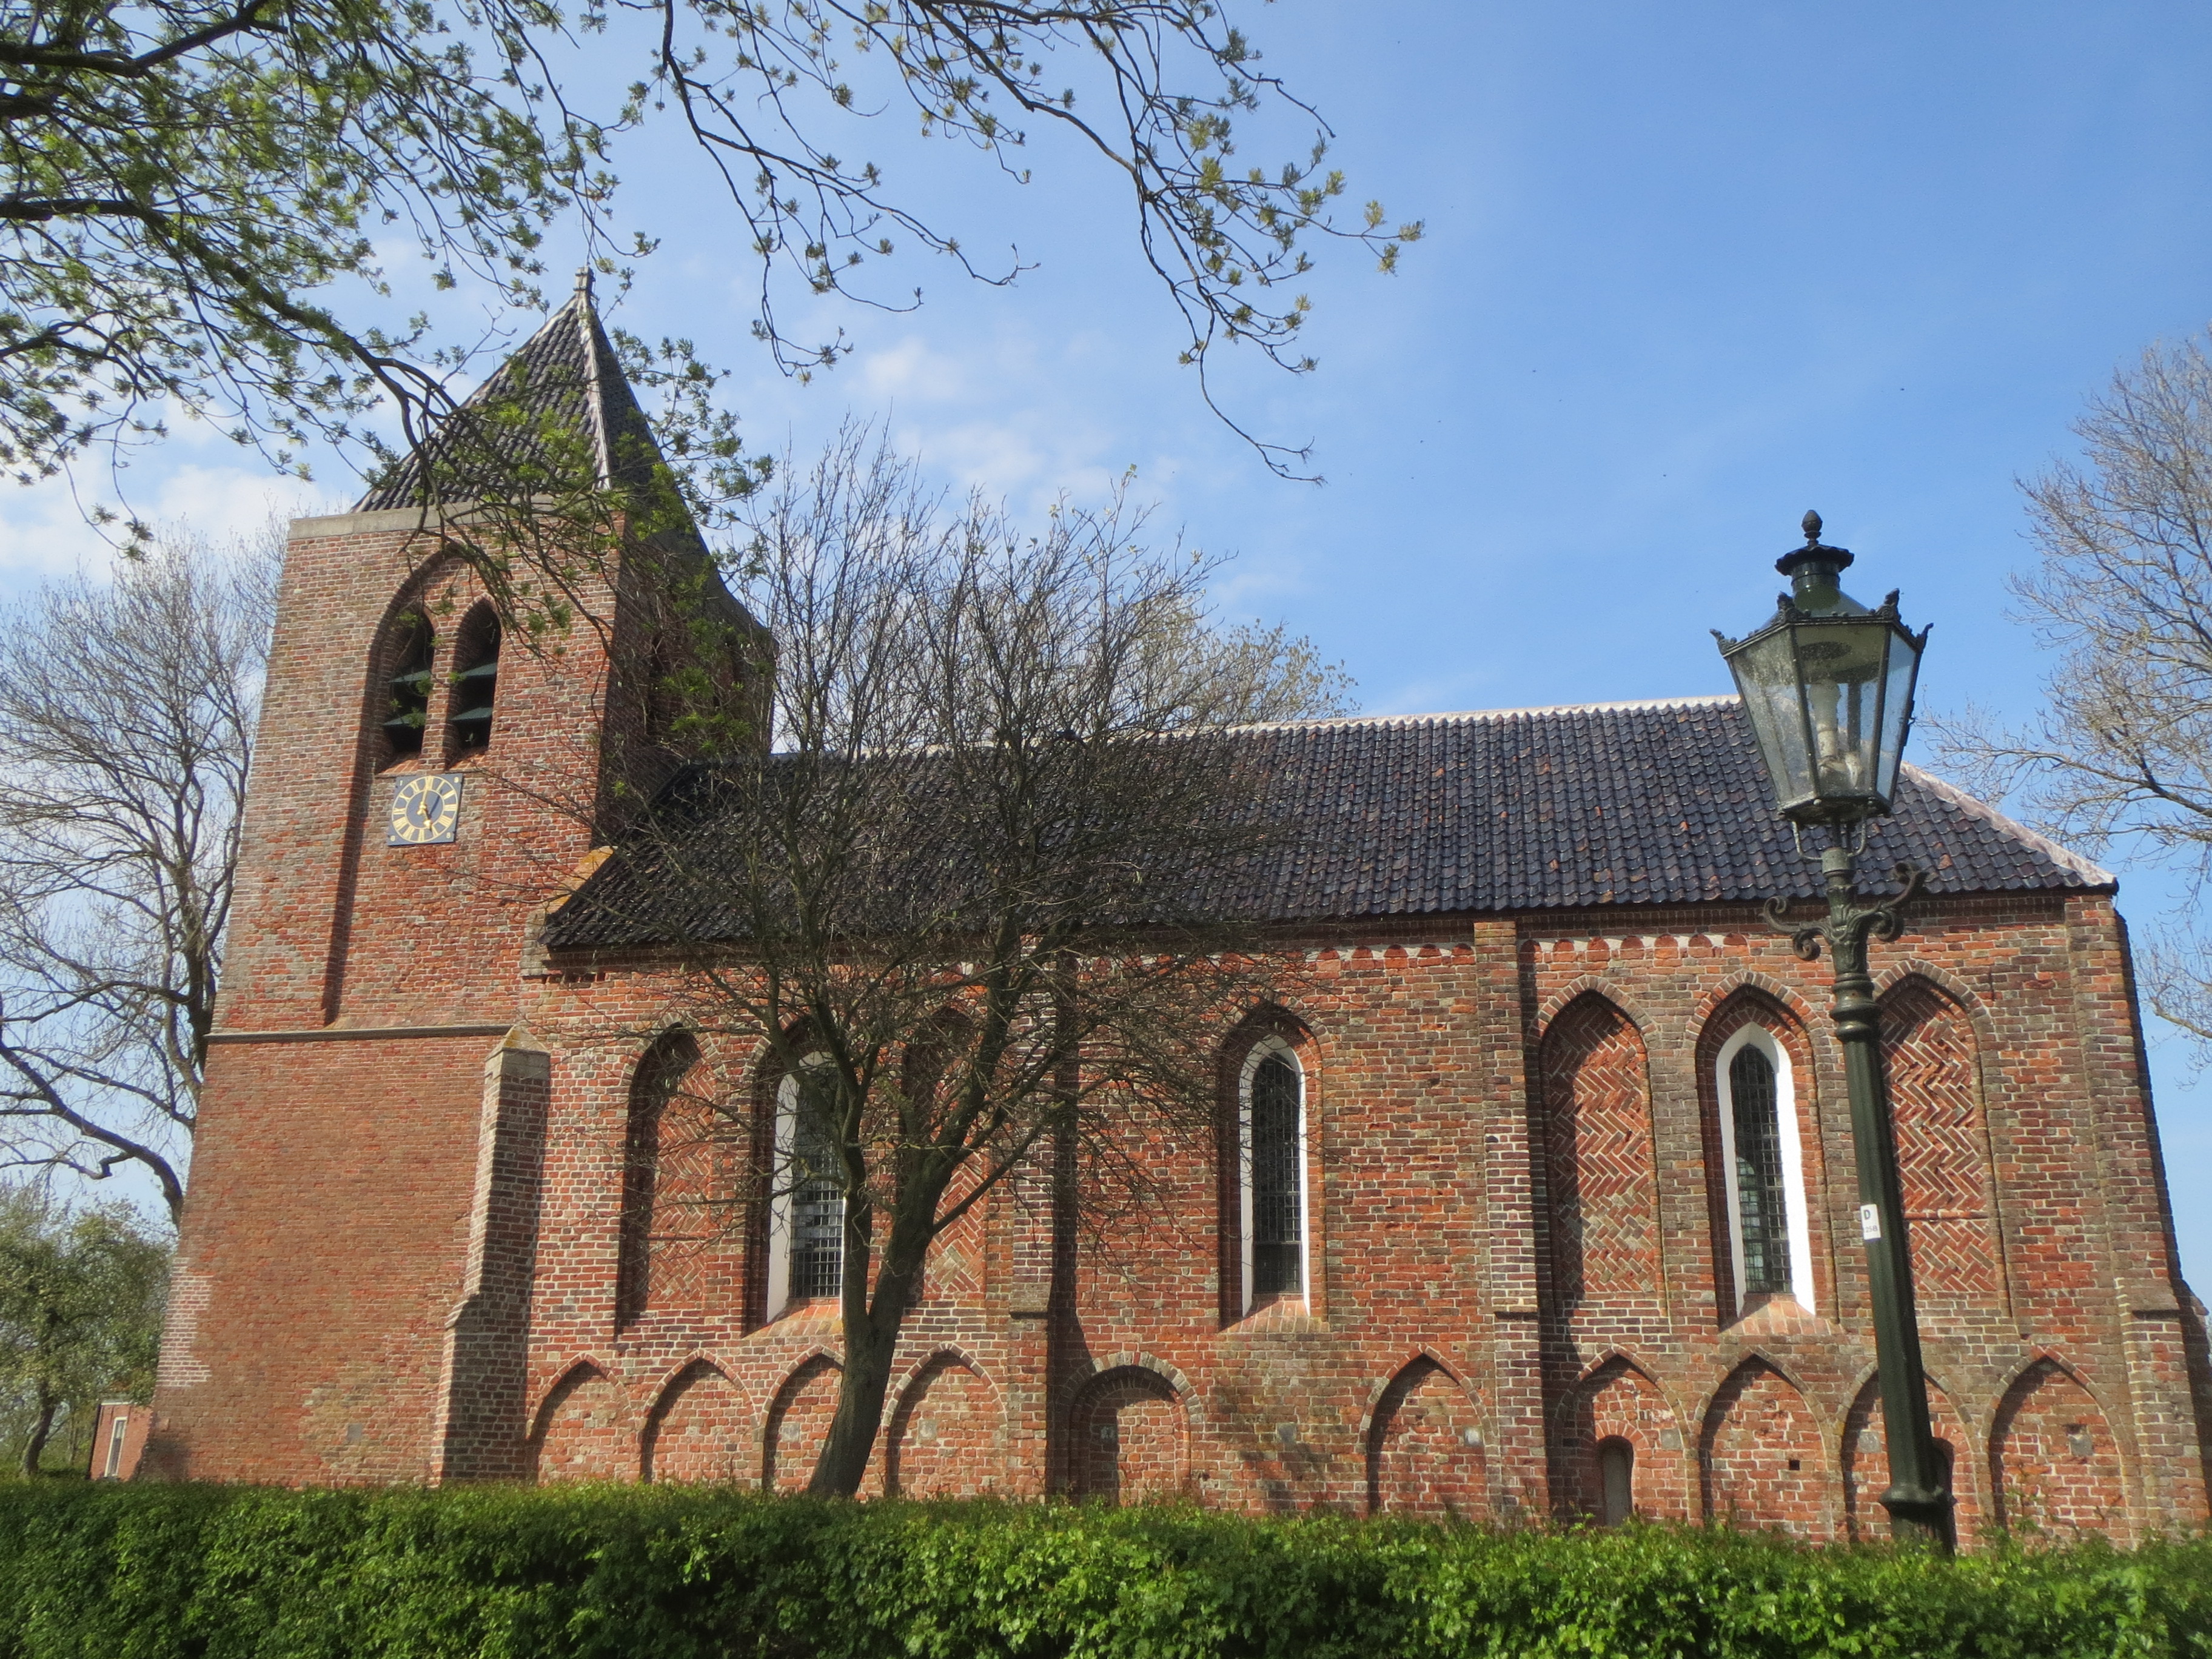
<box><xmin>1250</xmin><ymin>1051</ymin><xmax>1303</xmax><ymax>1298</ymax></box>
<box><xmin>1729</xmin><ymin>1044</ymin><xmax>1792</xmax><ymax>1297</ymax></box>
<box><xmin>787</xmin><ymin>1076</ymin><xmax>844</xmax><ymax>1302</ymax></box>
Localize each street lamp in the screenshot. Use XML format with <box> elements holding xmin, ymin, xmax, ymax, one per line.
<box><xmin>1713</xmin><ymin>511</ymin><xmax>1953</xmax><ymax>1551</ymax></box>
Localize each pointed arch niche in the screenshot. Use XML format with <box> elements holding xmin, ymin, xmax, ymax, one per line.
<box><xmin>1700</xmin><ymin>1356</ymin><xmax>1834</xmax><ymax>1540</ymax></box>
<box><xmin>529</xmin><ymin>1362</ymin><xmax>628</xmax><ymax>1484</ymax></box>
<box><xmin>1366</xmin><ymin>1357</ymin><xmax>1486</xmax><ymax>1518</ymax></box>
<box><xmin>1991</xmin><ymin>1358</ymin><xmax>2129</xmax><ymax>1540</ymax></box>
<box><xmin>1538</xmin><ymin>993</ymin><xmax>1660</xmax><ymax>1317</ymax></box>
<box><xmin>763</xmin><ymin>1354</ymin><xmax>842</xmax><ymax>1492</ymax></box>
<box><xmin>1557</xmin><ymin>1356</ymin><xmax>1688</xmax><ymax>1524</ymax></box>
<box><xmin>642</xmin><ymin>1361</ymin><xmax>748</xmax><ymax>1484</ymax></box>
<box><xmin>1879</xmin><ymin>976</ymin><xmax>2006</xmax><ymax>1316</ymax></box>
<box><xmin>886</xmin><ymin>1353</ymin><xmax>1003</xmax><ymax>1498</ymax></box>
<box><xmin>1841</xmin><ymin>1370</ymin><xmax>1980</xmax><ymax>1543</ymax></box>
<box><xmin>615</xmin><ymin>1031</ymin><xmax>734</xmax><ymax>1327</ymax></box>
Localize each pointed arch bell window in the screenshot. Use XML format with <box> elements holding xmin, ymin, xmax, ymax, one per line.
<box><xmin>382</xmin><ymin>612</ymin><xmax>433</xmax><ymax>759</ymax></box>
<box><xmin>448</xmin><ymin>606</ymin><xmax>500</xmax><ymax>755</ymax></box>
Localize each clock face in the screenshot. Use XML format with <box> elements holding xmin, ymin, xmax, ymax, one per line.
<box><xmin>387</xmin><ymin>773</ymin><xmax>463</xmax><ymax>846</ymax></box>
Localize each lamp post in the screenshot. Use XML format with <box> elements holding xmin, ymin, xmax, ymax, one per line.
<box><xmin>1712</xmin><ymin>511</ymin><xmax>1954</xmax><ymax>1551</ymax></box>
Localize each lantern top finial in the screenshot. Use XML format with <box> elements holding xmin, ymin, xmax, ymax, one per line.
<box><xmin>1777</xmin><ymin>509</ymin><xmax>1855</xmax><ymax>579</ymax></box>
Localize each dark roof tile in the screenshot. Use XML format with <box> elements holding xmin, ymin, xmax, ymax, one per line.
<box><xmin>546</xmin><ymin>695</ymin><xmax>2110</xmax><ymax>951</ymax></box>
<box><xmin>355</xmin><ymin>276</ymin><xmax>662</xmax><ymax>512</ymax></box>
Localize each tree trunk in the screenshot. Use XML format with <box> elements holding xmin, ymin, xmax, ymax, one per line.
<box><xmin>19</xmin><ymin>1390</ymin><xmax>56</xmax><ymax>1478</ymax></box>
<box><xmin>808</xmin><ymin>1241</ymin><xmax>925</xmax><ymax>1497</ymax></box>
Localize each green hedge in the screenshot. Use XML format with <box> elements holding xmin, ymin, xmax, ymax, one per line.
<box><xmin>1</xmin><ymin>1483</ymin><xmax>2206</xmax><ymax>1658</ymax></box>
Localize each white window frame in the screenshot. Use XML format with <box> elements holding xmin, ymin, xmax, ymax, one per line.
<box><xmin>1238</xmin><ymin>1036</ymin><xmax>1309</xmax><ymax>1315</ymax></box>
<box><xmin>103</xmin><ymin>1410</ymin><xmax>129</xmax><ymax>1478</ymax></box>
<box><xmin>766</xmin><ymin>1056</ymin><xmax>842</xmax><ymax>1320</ymax></box>
<box><xmin>1714</xmin><ymin>1024</ymin><xmax>1816</xmax><ymax>1316</ymax></box>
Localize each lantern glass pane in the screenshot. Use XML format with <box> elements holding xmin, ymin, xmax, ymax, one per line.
<box><xmin>1728</xmin><ymin>629</ymin><xmax>1816</xmax><ymax>813</ymax></box>
<box><xmin>1875</xmin><ymin>630</ymin><xmax>1920</xmax><ymax>803</ymax></box>
<box><xmin>1791</xmin><ymin>620</ymin><xmax>1888</xmax><ymax>806</ymax></box>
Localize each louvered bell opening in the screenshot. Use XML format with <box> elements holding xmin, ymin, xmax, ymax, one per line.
<box><xmin>450</xmin><ymin>642</ymin><xmax>498</xmax><ymax>752</ymax></box>
<box><xmin>384</xmin><ymin>665</ymin><xmax>432</xmax><ymax>756</ymax></box>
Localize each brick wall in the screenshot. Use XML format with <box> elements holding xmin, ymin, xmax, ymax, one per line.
<box><xmin>146</xmin><ymin>506</ymin><xmax>716</xmax><ymax>1483</ymax></box>
<box><xmin>147</xmin><ymin>510</ymin><xmax>2209</xmax><ymax>1540</ymax></box>
<box><xmin>480</xmin><ymin>899</ymin><xmax>2206</xmax><ymax>1542</ymax></box>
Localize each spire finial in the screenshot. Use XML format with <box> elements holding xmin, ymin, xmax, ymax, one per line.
<box><xmin>574</xmin><ymin>265</ymin><xmax>594</xmax><ymax>302</ymax></box>
<box><xmin>1802</xmin><ymin>509</ymin><xmax>1823</xmax><ymax>545</ymax></box>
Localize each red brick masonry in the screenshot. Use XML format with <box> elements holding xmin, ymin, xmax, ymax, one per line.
<box><xmin>146</xmin><ymin>505</ymin><xmax>2212</xmax><ymax>1545</ymax></box>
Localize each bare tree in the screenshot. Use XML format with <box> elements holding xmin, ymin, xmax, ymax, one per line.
<box><xmin>0</xmin><ymin>533</ymin><xmax>275</xmax><ymax>1220</ymax></box>
<box><xmin>546</xmin><ymin>430</ymin><xmax>1350</xmax><ymax>1495</ymax></box>
<box><xmin>1931</xmin><ymin>330</ymin><xmax>2212</xmax><ymax>1056</ymax></box>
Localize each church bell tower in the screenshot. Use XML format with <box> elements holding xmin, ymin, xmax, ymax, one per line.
<box><xmin>146</xmin><ymin>276</ymin><xmax>761</xmax><ymax>1481</ymax></box>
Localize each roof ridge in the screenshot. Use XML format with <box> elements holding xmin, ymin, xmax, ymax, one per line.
<box><xmin>572</xmin><ymin>276</ymin><xmax>614</xmax><ymax>488</ymax></box>
<box><xmin>1894</xmin><ymin>761</ymin><xmax>2115</xmax><ymax>886</ymax></box>
<box><xmin>1221</xmin><ymin>693</ymin><xmax>1740</xmax><ymax>737</ymax></box>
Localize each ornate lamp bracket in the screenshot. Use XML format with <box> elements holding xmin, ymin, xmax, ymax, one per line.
<box><xmin>1760</xmin><ymin>859</ymin><xmax>1927</xmax><ymax>967</ymax></box>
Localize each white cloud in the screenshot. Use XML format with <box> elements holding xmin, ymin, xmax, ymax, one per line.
<box><xmin>859</xmin><ymin>337</ymin><xmax>970</xmax><ymax>402</ymax></box>
<box><xmin>0</xmin><ymin>464</ymin><xmax>335</xmax><ymax>592</ymax></box>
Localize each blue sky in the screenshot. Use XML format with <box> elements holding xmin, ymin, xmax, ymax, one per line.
<box><xmin>5</xmin><ymin>2</ymin><xmax>2209</xmax><ymax>1281</ymax></box>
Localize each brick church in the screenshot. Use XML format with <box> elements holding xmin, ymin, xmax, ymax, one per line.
<box><xmin>145</xmin><ymin>284</ymin><xmax>2212</xmax><ymax>1541</ymax></box>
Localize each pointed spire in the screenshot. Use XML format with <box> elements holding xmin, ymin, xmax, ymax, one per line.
<box><xmin>352</xmin><ymin>267</ymin><xmax>669</xmax><ymax>514</ymax></box>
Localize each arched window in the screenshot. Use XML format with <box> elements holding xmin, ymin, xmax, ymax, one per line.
<box><xmin>768</xmin><ymin>1061</ymin><xmax>845</xmax><ymax>1316</ymax></box>
<box><xmin>1714</xmin><ymin>1024</ymin><xmax>1815</xmax><ymax>1315</ymax></box>
<box><xmin>1597</xmin><ymin>1436</ymin><xmax>1634</xmax><ymax>1526</ymax></box>
<box><xmin>381</xmin><ymin>611</ymin><xmax>434</xmax><ymax>760</ymax></box>
<box><xmin>447</xmin><ymin>604</ymin><xmax>500</xmax><ymax>755</ymax></box>
<box><xmin>1239</xmin><ymin>1039</ymin><xmax>1307</xmax><ymax>1309</ymax></box>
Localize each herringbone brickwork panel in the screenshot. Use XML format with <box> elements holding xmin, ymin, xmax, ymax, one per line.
<box><xmin>1542</xmin><ymin>997</ymin><xmax>1660</xmax><ymax>1307</ymax></box>
<box><xmin>644</xmin><ymin>1068</ymin><xmax>734</xmax><ymax>1310</ymax></box>
<box><xmin>1882</xmin><ymin>982</ymin><xmax>2003</xmax><ymax>1308</ymax></box>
